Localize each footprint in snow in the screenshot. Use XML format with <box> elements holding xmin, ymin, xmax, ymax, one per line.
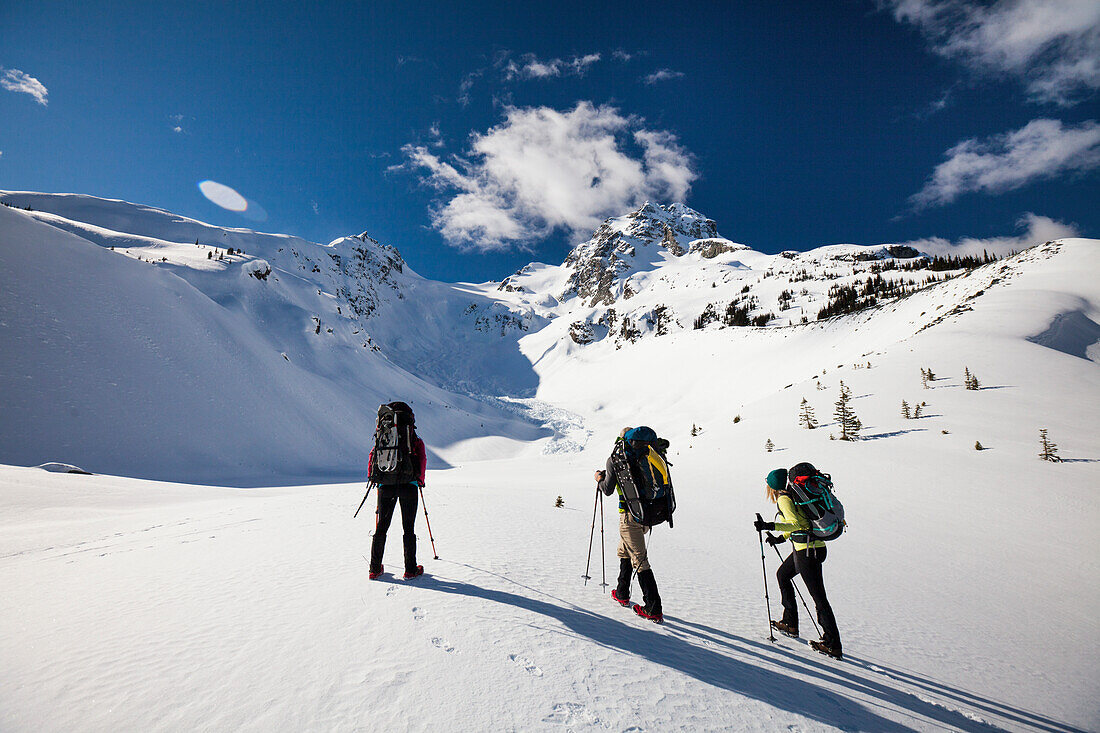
<box><xmin>430</xmin><ymin>637</ymin><xmax>454</xmax><ymax>653</ymax></box>
<box><xmin>411</xmin><ymin>607</ymin><xmax>424</xmax><ymax>621</ymax></box>
<box><xmin>507</xmin><ymin>654</ymin><xmax>543</xmax><ymax>677</ymax></box>
<box><xmin>542</xmin><ymin>702</ymin><xmax>587</xmax><ymax>725</ymax></box>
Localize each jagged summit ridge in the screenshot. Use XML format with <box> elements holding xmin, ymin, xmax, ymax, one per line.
<box><xmin>558</xmin><ymin>201</ymin><xmax>743</xmax><ymax>306</ymax></box>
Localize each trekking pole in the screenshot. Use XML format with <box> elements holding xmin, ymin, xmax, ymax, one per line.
<box><xmin>582</xmin><ymin>487</ymin><xmax>599</xmax><ymax>585</ymax></box>
<box><xmin>353</xmin><ymin>483</ymin><xmax>375</xmax><ymax>518</ymax></box>
<box><xmin>599</xmin><ymin>490</ymin><xmax>608</xmax><ymax>591</ymax></box>
<box><xmin>770</xmin><ymin>541</ymin><xmax>821</xmax><ymax>637</ymax></box>
<box><xmin>419</xmin><ymin>486</ymin><xmax>439</xmax><ymax>559</ymax></box>
<box><xmin>758</xmin><ymin>513</ymin><xmax>777</xmax><ymax>642</ymax></box>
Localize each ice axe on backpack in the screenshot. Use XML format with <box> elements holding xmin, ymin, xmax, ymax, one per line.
<box><xmin>353</xmin><ymin>483</ymin><xmax>376</xmax><ymax>519</ymax></box>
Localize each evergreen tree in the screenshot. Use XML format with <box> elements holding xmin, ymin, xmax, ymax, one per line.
<box><xmin>964</xmin><ymin>367</ymin><xmax>980</xmax><ymax>390</ymax></box>
<box><xmin>554</xmin><ymin>496</ymin><xmax>564</xmax><ymax>508</ymax></box>
<box><xmin>765</xmin><ymin>438</ymin><xmax>775</xmax><ymax>452</ymax></box>
<box><xmin>974</xmin><ymin>441</ymin><xmax>983</xmax><ymax>451</ymax></box>
<box><xmin>1039</xmin><ymin>429</ymin><xmax>1061</xmax><ymax>462</ymax></box>
<box><xmin>799</xmin><ymin>398</ymin><xmax>818</xmax><ymax>429</ymax></box>
<box><xmin>921</xmin><ymin>368</ymin><xmax>930</xmax><ymax>389</ymax></box>
<box><xmin>833</xmin><ymin>381</ymin><xmax>862</xmax><ymax>440</ymax></box>
<box><xmin>691</xmin><ymin>423</ymin><xmax>700</xmax><ymax>437</ymax></box>
<box><xmin>913</xmin><ymin>403</ymin><xmax>923</xmax><ymax>418</ymax></box>
<box><xmin>901</xmin><ymin>400</ymin><xmax>911</xmax><ymax>419</ymax></box>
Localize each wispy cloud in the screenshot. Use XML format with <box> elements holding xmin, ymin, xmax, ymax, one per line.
<box><xmin>458</xmin><ymin>69</ymin><xmax>483</xmax><ymax>106</ymax></box>
<box><xmin>396</xmin><ymin>102</ymin><xmax>697</xmax><ymax>252</ymax></box>
<box><xmin>1</xmin><ymin>68</ymin><xmax>48</xmax><ymax>106</ymax></box>
<box><xmin>911</xmin><ymin>118</ymin><xmax>1100</xmax><ymax>208</ymax></box>
<box><xmin>612</xmin><ymin>49</ymin><xmax>635</xmax><ymax>62</ymax></box>
<box><xmin>880</xmin><ymin>0</ymin><xmax>1100</xmax><ymax>106</ymax></box>
<box><xmin>499</xmin><ymin>52</ymin><xmax>602</xmax><ymax>81</ymax></box>
<box><xmin>643</xmin><ymin>68</ymin><xmax>685</xmax><ymax>85</ymax></box>
<box><xmin>428</xmin><ymin>121</ymin><xmax>444</xmax><ymax>148</ymax></box>
<box><xmin>897</xmin><ymin>213</ymin><xmax>1079</xmax><ymax>256</ymax></box>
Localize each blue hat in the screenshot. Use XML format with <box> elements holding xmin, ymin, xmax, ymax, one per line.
<box><xmin>766</xmin><ymin>469</ymin><xmax>788</xmax><ymax>491</ymax></box>
<box><xmin>624</xmin><ymin>426</ymin><xmax>657</xmax><ymax>442</ymax></box>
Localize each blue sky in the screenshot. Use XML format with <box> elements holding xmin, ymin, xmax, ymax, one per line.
<box><xmin>2</xmin><ymin>1</ymin><xmax>1098</xmax><ymax>282</ymax></box>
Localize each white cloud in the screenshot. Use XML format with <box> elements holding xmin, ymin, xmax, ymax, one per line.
<box><xmin>643</xmin><ymin>68</ymin><xmax>686</xmax><ymax>85</ymax></box>
<box><xmin>897</xmin><ymin>212</ymin><xmax>1079</xmax><ymax>256</ymax></box>
<box><xmin>499</xmin><ymin>52</ymin><xmax>602</xmax><ymax>81</ymax></box>
<box><xmin>613</xmin><ymin>49</ymin><xmax>635</xmax><ymax>62</ymax></box>
<box><xmin>173</xmin><ymin>126</ymin><xmax>183</xmax><ymax>133</ymax></box>
<box><xmin>881</xmin><ymin>0</ymin><xmax>1100</xmax><ymax>105</ymax></box>
<box><xmin>1</xmin><ymin>68</ymin><xmax>48</xmax><ymax>106</ymax></box>
<box><xmin>310</xmin><ymin>200</ymin><xmax>320</xmax><ymax>215</ymax></box>
<box><xmin>399</xmin><ymin>102</ymin><xmax>697</xmax><ymax>252</ymax></box>
<box><xmin>911</xmin><ymin>118</ymin><xmax>1100</xmax><ymax>208</ymax></box>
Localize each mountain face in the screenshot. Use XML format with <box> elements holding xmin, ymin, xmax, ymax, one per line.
<box><xmin>1</xmin><ymin>190</ymin><xmax>1094</xmax><ymax>482</ymax></box>
<box><xmin>530</xmin><ymin>202</ymin><xmax>738</xmax><ymax>307</ymax></box>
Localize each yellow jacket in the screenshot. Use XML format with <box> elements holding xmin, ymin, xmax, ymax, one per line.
<box><xmin>774</xmin><ymin>494</ymin><xmax>825</xmax><ymax>551</ymax></box>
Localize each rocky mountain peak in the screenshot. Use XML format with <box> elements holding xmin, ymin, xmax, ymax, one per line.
<box><xmin>560</xmin><ymin>202</ymin><xmax>726</xmax><ymax>306</ymax></box>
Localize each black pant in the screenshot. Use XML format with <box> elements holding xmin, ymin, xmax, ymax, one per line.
<box><xmin>369</xmin><ymin>484</ymin><xmax>418</xmax><ymax>573</ymax></box>
<box><xmin>777</xmin><ymin>546</ymin><xmax>840</xmax><ymax>649</ymax></box>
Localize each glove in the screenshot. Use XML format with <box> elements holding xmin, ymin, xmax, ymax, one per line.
<box><xmin>753</xmin><ymin>517</ymin><xmax>775</xmax><ymax>532</ymax></box>
<box><xmin>765</xmin><ymin>533</ymin><xmax>785</xmax><ymax>546</ymax></box>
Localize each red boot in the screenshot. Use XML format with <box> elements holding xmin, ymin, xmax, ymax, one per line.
<box><xmin>633</xmin><ymin>603</ymin><xmax>663</xmax><ymax>623</ymax></box>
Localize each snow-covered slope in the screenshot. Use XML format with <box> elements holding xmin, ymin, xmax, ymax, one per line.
<box><xmin>1</xmin><ymin>191</ymin><xmax>1098</xmax><ymax>730</ymax></box>
<box><xmin>0</xmin><ymin>201</ymin><xmax>547</xmax><ymax>484</ymax></box>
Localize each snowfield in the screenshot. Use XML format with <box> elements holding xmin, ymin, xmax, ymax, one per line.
<box><xmin>1</xmin><ymin>193</ymin><xmax>1098</xmax><ymax>731</ymax></box>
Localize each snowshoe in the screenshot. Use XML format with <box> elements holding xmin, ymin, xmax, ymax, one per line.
<box><xmin>811</xmin><ymin>640</ymin><xmax>843</xmax><ymax>660</ymax></box>
<box><xmin>771</xmin><ymin>620</ymin><xmax>799</xmax><ymax>638</ymax></box>
<box><xmin>633</xmin><ymin>603</ymin><xmax>663</xmax><ymax>624</ymax></box>
<box><xmin>611</xmin><ymin>589</ymin><xmax>630</xmax><ymax>607</ymax></box>
<box><xmin>369</xmin><ymin>565</ymin><xmax>384</xmax><ymax>580</ymax></box>
<box><xmin>403</xmin><ymin>565</ymin><xmax>424</xmax><ymax>580</ymax></box>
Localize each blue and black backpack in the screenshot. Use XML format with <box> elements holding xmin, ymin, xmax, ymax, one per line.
<box><xmin>610</xmin><ymin>426</ymin><xmax>676</xmax><ymax>528</ymax></box>
<box><xmin>786</xmin><ymin>462</ymin><xmax>845</xmax><ymax>541</ymax></box>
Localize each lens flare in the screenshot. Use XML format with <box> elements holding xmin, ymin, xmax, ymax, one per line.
<box><xmin>198</xmin><ymin>180</ymin><xmax>248</xmax><ymax>212</ymax></box>
<box><xmin>240</xmin><ymin>199</ymin><xmax>268</xmax><ymax>222</ymax></box>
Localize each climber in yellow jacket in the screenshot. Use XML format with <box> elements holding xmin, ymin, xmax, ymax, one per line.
<box><xmin>754</xmin><ymin>467</ymin><xmax>842</xmax><ymax>659</ymax></box>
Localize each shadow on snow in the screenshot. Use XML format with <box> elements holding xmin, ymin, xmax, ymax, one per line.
<box><xmin>381</xmin><ymin>564</ymin><xmax>1084</xmax><ymax>732</ymax></box>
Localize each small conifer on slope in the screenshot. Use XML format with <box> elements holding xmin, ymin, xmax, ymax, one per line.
<box><xmin>799</xmin><ymin>398</ymin><xmax>818</xmax><ymax>429</ymax></box>
<box><xmin>834</xmin><ymin>381</ymin><xmax>862</xmax><ymax>441</ymax></box>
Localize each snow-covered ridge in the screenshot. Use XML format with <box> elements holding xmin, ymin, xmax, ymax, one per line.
<box><xmin>1</xmin><ymin>190</ymin><xmax>1096</xmax><ymax>483</ymax></box>
<box><xmin>0</xmin><ymin>196</ymin><xmax>551</xmax><ymax>483</ymax></box>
